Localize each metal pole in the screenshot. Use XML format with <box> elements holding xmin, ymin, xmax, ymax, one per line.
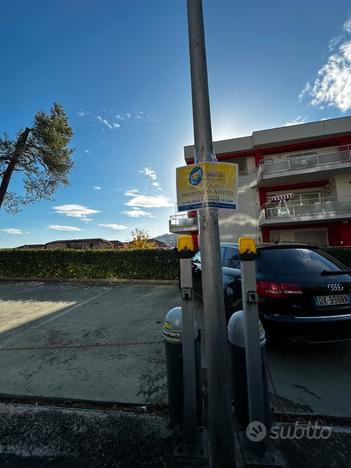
<box><xmin>186</xmin><ymin>1</ymin><xmax>235</xmax><ymax>466</ymax></box>
<box><xmin>241</xmin><ymin>261</ymin><xmax>265</xmax><ymax>424</ymax></box>
<box><xmin>180</xmin><ymin>257</ymin><xmax>198</xmax><ymax>445</ymax></box>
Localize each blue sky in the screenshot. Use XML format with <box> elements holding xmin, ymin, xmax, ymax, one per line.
<box><xmin>1</xmin><ymin>0</ymin><xmax>351</xmax><ymax>247</ymax></box>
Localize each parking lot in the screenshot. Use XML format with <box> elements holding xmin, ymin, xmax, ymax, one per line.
<box><xmin>0</xmin><ymin>281</ymin><xmax>179</xmax><ymax>405</ymax></box>
<box><xmin>0</xmin><ymin>281</ymin><xmax>350</xmax><ymax>419</ymax></box>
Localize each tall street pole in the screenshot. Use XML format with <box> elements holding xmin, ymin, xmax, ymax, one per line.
<box><xmin>186</xmin><ymin>1</ymin><xmax>235</xmax><ymax>466</ymax></box>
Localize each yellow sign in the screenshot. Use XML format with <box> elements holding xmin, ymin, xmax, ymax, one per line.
<box><xmin>176</xmin><ymin>162</ymin><xmax>238</xmax><ymax>211</ymax></box>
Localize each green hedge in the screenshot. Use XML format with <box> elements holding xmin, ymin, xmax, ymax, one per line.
<box><xmin>324</xmin><ymin>248</ymin><xmax>351</xmax><ymax>268</ymax></box>
<box><xmin>0</xmin><ymin>249</ymin><xmax>179</xmax><ymax>280</ymax></box>
<box><xmin>0</xmin><ymin>247</ymin><xmax>350</xmax><ymax>281</ymax></box>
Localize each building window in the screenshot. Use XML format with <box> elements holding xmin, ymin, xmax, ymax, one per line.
<box><xmin>235</xmin><ymin>157</ymin><xmax>248</xmax><ymax>175</ymax></box>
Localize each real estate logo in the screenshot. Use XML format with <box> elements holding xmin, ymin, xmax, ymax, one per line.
<box><xmin>189</xmin><ymin>166</ymin><xmax>203</xmax><ymax>186</ymax></box>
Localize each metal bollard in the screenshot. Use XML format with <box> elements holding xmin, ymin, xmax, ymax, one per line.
<box><xmin>227</xmin><ymin>310</ymin><xmax>271</xmax><ymax>430</ymax></box>
<box><xmin>163</xmin><ymin>307</ymin><xmax>183</xmax><ymax>426</ymax></box>
<box><xmin>163</xmin><ymin>306</ymin><xmax>202</xmax><ymax>427</ymax></box>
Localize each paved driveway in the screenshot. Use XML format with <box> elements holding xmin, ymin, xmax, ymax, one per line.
<box><xmin>1</xmin><ymin>281</ymin><xmax>350</xmax><ymax>419</ymax></box>
<box><xmin>267</xmin><ymin>341</ymin><xmax>351</xmax><ymax>419</ymax></box>
<box><xmin>0</xmin><ymin>281</ymin><xmax>179</xmax><ymax>405</ymax></box>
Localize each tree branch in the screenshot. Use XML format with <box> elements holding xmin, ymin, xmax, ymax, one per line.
<box><xmin>0</xmin><ymin>127</ymin><xmax>31</xmax><ymax>208</ymax></box>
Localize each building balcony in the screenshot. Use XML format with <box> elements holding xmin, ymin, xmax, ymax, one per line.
<box><xmin>258</xmin><ymin>197</ymin><xmax>351</xmax><ymax>226</ymax></box>
<box><xmin>256</xmin><ymin>146</ymin><xmax>351</xmax><ymax>187</ymax></box>
<box><xmin>169</xmin><ymin>213</ymin><xmax>199</xmax><ymax>234</ymax></box>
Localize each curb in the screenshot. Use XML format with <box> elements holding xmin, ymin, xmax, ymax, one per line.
<box><xmin>0</xmin><ymin>402</ymin><xmax>174</xmax><ymax>466</ymax></box>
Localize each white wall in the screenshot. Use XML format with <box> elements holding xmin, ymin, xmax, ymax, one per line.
<box><xmin>335</xmin><ymin>174</ymin><xmax>351</xmax><ymax>199</ymax></box>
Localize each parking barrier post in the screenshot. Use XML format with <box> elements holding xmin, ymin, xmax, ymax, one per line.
<box><xmin>238</xmin><ymin>238</ymin><xmax>266</xmax><ymax>429</ymax></box>
<box><xmin>177</xmin><ymin>235</ymin><xmax>198</xmax><ymax>445</ymax></box>
<box><xmin>163</xmin><ymin>306</ymin><xmax>184</xmax><ymax>426</ymax></box>
<box><xmin>227</xmin><ymin>310</ymin><xmax>270</xmax><ymax>430</ymax></box>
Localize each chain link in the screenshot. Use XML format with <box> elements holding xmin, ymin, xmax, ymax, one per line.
<box><xmin>0</xmin><ymin>339</ymin><xmax>164</xmax><ymax>352</ymax></box>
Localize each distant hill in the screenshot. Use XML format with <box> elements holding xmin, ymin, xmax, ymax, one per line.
<box><xmin>154</xmin><ymin>233</ymin><xmax>176</xmax><ymax>248</ymax></box>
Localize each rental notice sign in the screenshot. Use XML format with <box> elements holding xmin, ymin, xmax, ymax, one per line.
<box><xmin>176</xmin><ymin>162</ymin><xmax>238</xmax><ymax>212</ymax></box>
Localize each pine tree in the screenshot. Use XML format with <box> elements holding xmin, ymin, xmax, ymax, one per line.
<box><xmin>0</xmin><ymin>103</ymin><xmax>73</xmax><ymax>213</ymax></box>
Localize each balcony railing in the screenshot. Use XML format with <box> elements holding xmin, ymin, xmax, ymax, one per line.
<box><xmin>169</xmin><ymin>213</ymin><xmax>199</xmax><ymax>233</ymax></box>
<box><xmin>259</xmin><ymin>197</ymin><xmax>351</xmax><ymax>224</ymax></box>
<box><xmin>258</xmin><ymin>146</ymin><xmax>351</xmax><ymax>177</ymax></box>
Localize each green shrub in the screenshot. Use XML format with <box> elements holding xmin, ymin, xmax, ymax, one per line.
<box><xmin>324</xmin><ymin>247</ymin><xmax>351</xmax><ymax>268</ymax></box>
<box><xmin>1</xmin><ymin>247</ymin><xmax>350</xmax><ymax>281</ymax></box>
<box><xmin>0</xmin><ymin>249</ymin><xmax>179</xmax><ymax>280</ymax></box>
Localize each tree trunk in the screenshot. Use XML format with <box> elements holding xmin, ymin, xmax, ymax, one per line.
<box><xmin>0</xmin><ymin>127</ymin><xmax>31</xmax><ymax>209</ymax></box>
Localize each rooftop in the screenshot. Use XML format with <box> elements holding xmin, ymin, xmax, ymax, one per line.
<box><xmin>184</xmin><ymin>116</ymin><xmax>351</xmax><ymax>162</ymax></box>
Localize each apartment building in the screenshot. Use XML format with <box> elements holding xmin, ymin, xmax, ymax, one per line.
<box><xmin>184</xmin><ymin>116</ymin><xmax>351</xmax><ymax>247</ymax></box>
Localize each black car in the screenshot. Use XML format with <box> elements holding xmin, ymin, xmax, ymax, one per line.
<box><xmin>192</xmin><ymin>243</ymin><xmax>351</xmax><ymax>343</ymax></box>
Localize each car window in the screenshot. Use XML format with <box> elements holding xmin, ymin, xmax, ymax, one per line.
<box><xmin>256</xmin><ymin>248</ymin><xmax>346</xmax><ymax>276</ymax></box>
<box><xmin>223</xmin><ymin>247</ymin><xmax>240</xmax><ymax>269</ymax></box>
<box><xmin>193</xmin><ymin>251</ymin><xmax>201</xmax><ymax>263</ymax></box>
<box><xmin>220</xmin><ymin>246</ymin><xmax>226</xmax><ymax>263</ymax></box>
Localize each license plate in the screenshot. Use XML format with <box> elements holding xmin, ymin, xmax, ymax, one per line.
<box><xmin>314</xmin><ymin>294</ymin><xmax>351</xmax><ymax>306</ymax></box>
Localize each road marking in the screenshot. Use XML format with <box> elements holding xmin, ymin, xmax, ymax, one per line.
<box><xmin>34</xmin><ymin>288</ymin><xmax>111</xmax><ymax>327</ymax></box>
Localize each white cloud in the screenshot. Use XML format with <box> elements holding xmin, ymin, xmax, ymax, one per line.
<box><xmin>1</xmin><ymin>228</ymin><xmax>24</xmax><ymax>235</ymax></box>
<box><xmin>96</xmin><ymin>115</ymin><xmax>112</xmax><ymax>129</ymax></box>
<box><xmin>285</xmin><ymin>116</ymin><xmax>307</xmax><ymax>126</ymax></box>
<box><xmin>298</xmin><ymin>82</ymin><xmax>311</xmax><ymax>101</ymax></box>
<box><xmin>99</xmin><ymin>223</ymin><xmax>127</xmax><ymax>230</ymax></box>
<box><xmin>117</xmin><ymin>112</ymin><xmax>146</xmax><ymax>121</ymax></box>
<box><xmin>329</xmin><ymin>36</ymin><xmax>343</xmax><ymax>52</ymax></box>
<box><xmin>96</xmin><ymin>115</ymin><xmax>120</xmax><ymax>130</ymax></box>
<box><xmin>53</xmin><ymin>204</ymin><xmax>101</xmax><ymax>218</ymax></box>
<box><xmin>77</xmin><ymin>110</ymin><xmax>89</xmax><ymax>117</ymax></box>
<box><xmin>140</xmin><ymin>167</ymin><xmax>162</xmax><ymax>190</ymax></box>
<box><xmin>125</xmin><ymin>191</ymin><xmax>173</xmax><ymax>208</ymax></box>
<box><xmin>79</xmin><ymin>108</ymin><xmax>148</xmax><ymax>129</ymax></box>
<box><xmin>140</xmin><ymin>167</ymin><xmax>157</xmax><ymax>181</ymax></box>
<box><xmin>48</xmin><ymin>225</ymin><xmax>82</xmax><ymax>232</ymax></box>
<box><xmin>122</xmin><ymin>207</ymin><xmax>153</xmax><ymax>218</ymax></box>
<box><xmin>84</xmin><ymin>150</ymin><xmax>91</xmax><ymax>155</ymax></box>
<box><xmin>310</xmin><ymin>41</ymin><xmax>351</xmax><ymax>112</ymax></box>
<box><xmin>300</xmin><ymin>18</ymin><xmax>351</xmax><ymax>112</ymax></box>
<box><xmin>344</xmin><ymin>18</ymin><xmax>351</xmax><ymax>33</ymax></box>
<box><xmin>93</xmin><ymin>186</ymin><xmax>102</xmax><ymax>190</ymax></box>
<box><xmin>80</xmin><ymin>218</ymin><xmax>93</xmax><ymax>223</ymax></box>
<box><xmin>135</xmin><ymin>111</ymin><xmax>145</xmax><ymax>120</ymax></box>
<box><xmin>124</xmin><ymin>189</ymin><xmax>139</xmax><ymax>197</ymax></box>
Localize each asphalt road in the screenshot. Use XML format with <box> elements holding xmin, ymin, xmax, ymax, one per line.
<box><xmin>0</xmin><ymin>281</ymin><xmax>350</xmax><ymax>420</ymax></box>
<box><xmin>0</xmin><ymin>281</ymin><xmax>179</xmax><ymax>405</ymax></box>
<box><xmin>267</xmin><ymin>340</ymin><xmax>351</xmax><ymax>418</ymax></box>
